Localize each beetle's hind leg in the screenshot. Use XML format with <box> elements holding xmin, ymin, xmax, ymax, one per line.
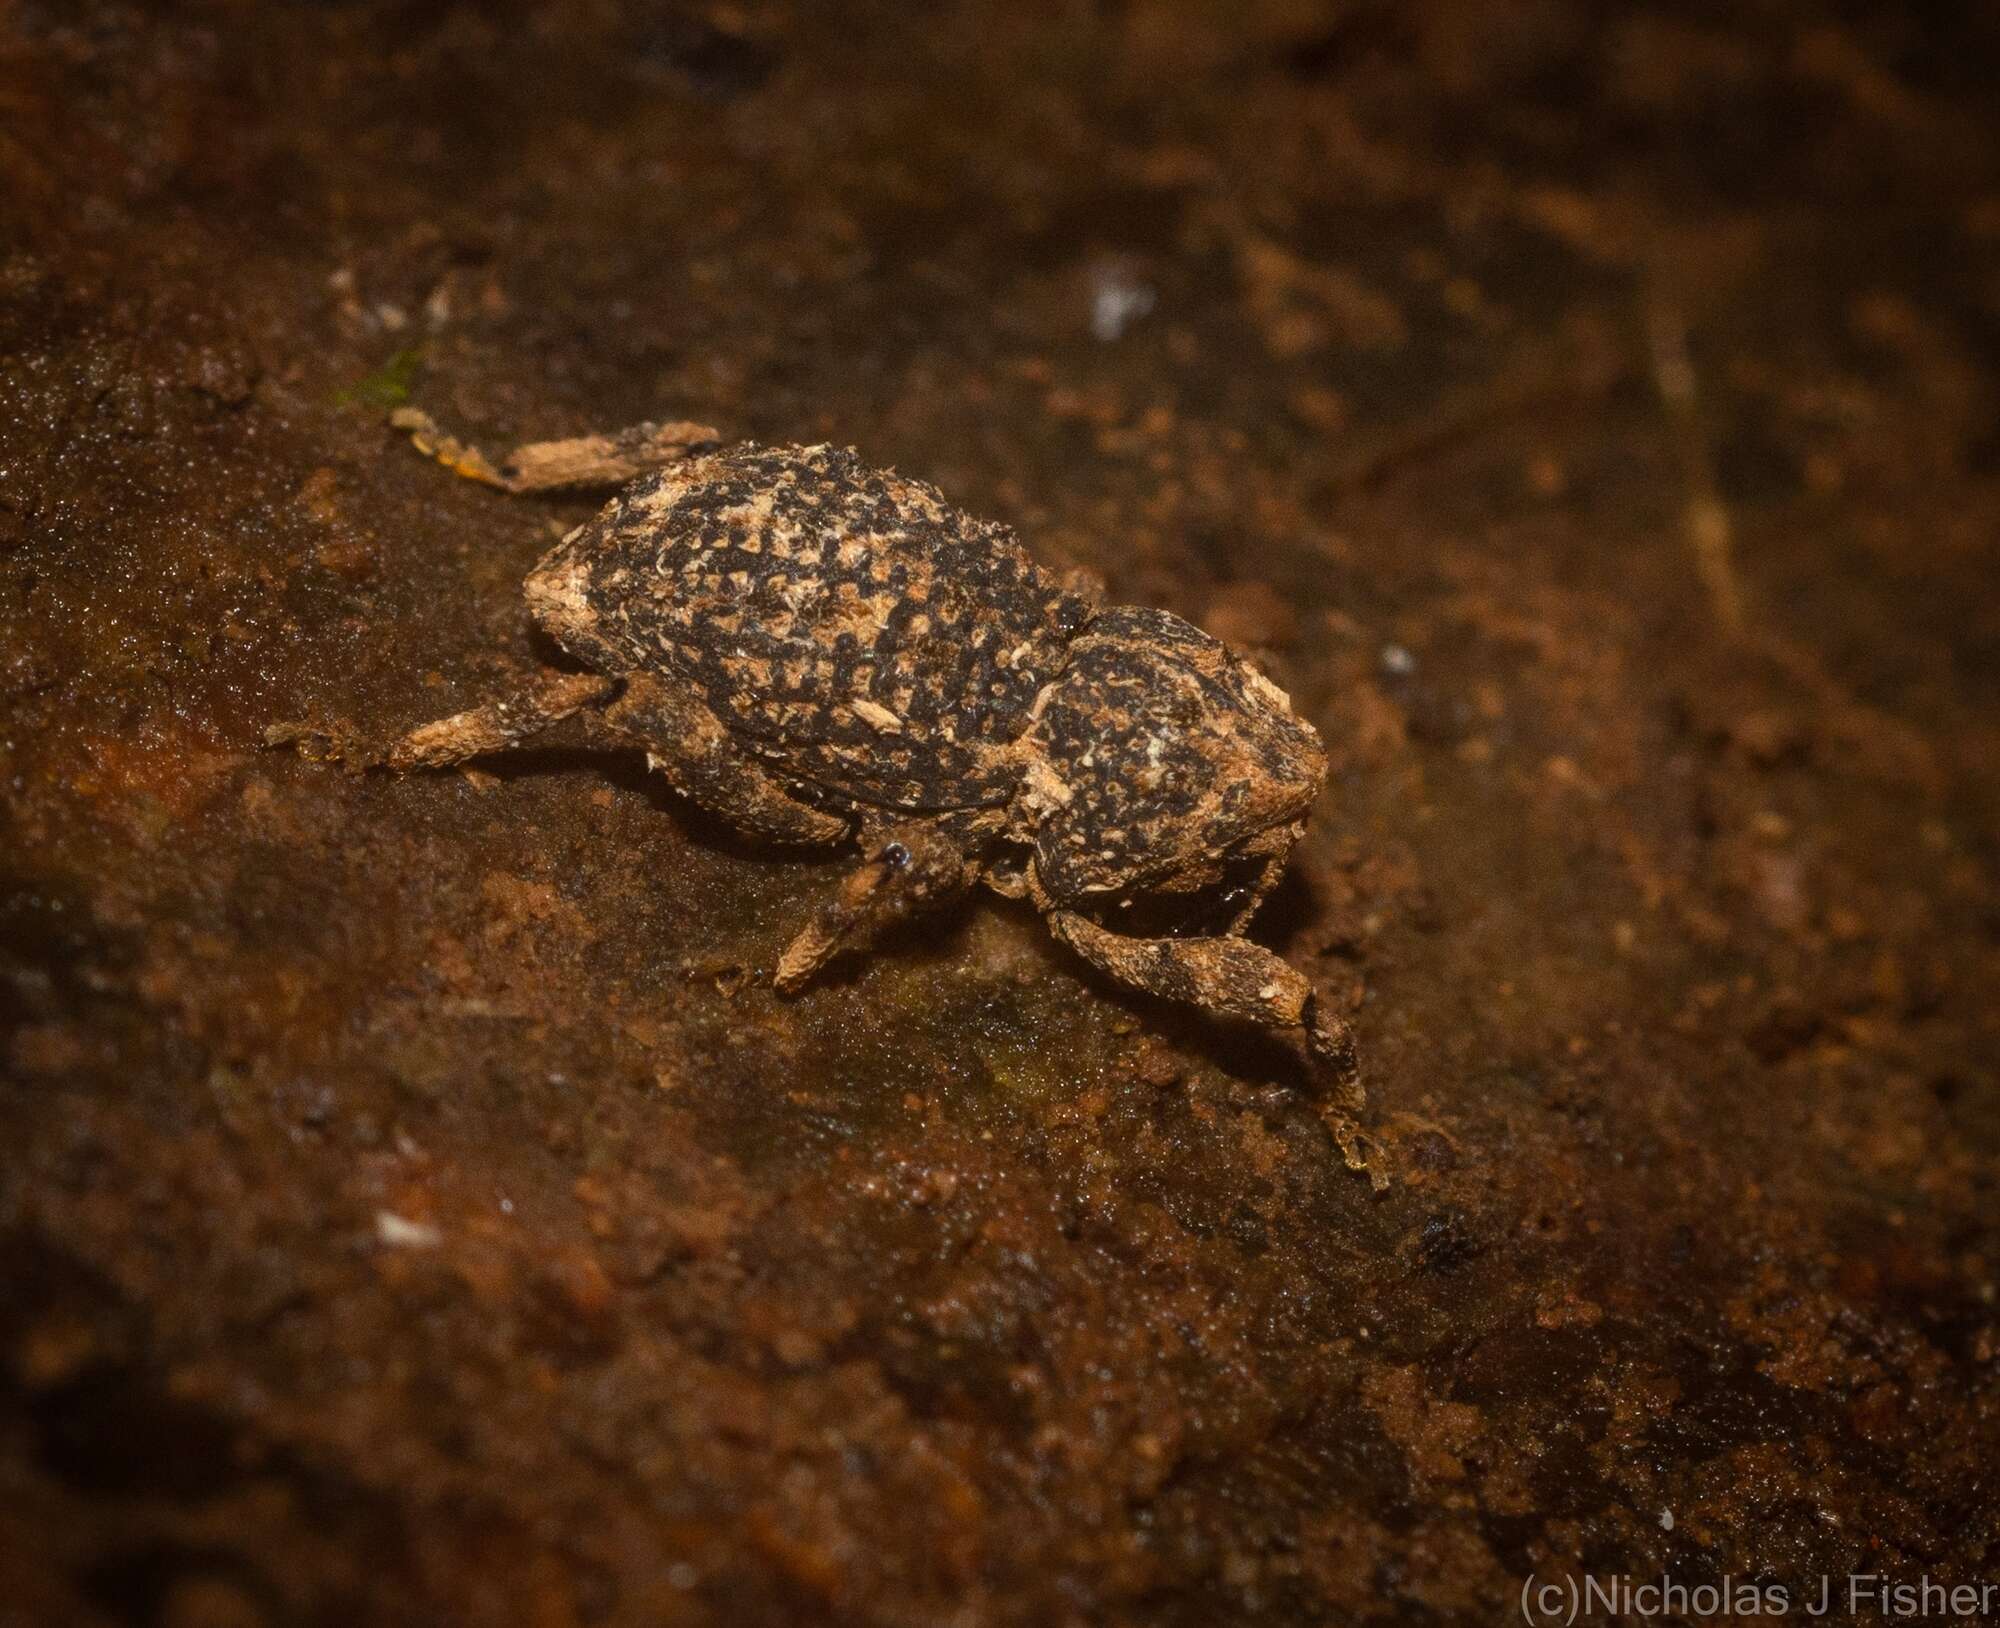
<box><xmin>275</xmin><ymin>669</ymin><xmax>852</xmax><ymax>848</ymax></box>
<box><xmin>266</xmin><ymin>671</ymin><xmax>618</xmax><ymax>768</ymax></box>
<box><xmin>1045</xmin><ymin>910</ymin><xmax>1380</xmax><ymax>1185</ymax></box>
<box><xmin>373</xmin><ymin>671</ymin><xmax>620</xmax><ymax>769</ymax></box>
<box><xmin>391</xmin><ymin>408</ymin><xmax>721</xmax><ymax>493</ymax></box>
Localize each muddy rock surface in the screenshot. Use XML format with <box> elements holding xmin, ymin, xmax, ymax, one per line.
<box><xmin>3</xmin><ymin>3</ymin><xmax>1998</xmax><ymax>1624</ymax></box>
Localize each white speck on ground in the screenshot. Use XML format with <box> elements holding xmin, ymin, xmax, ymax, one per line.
<box><xmin>1090</xmin><ymin>261</ymin><xmax>1156</xmax><ymax>342</ymax></box>
<box><xmin>375</xmin><ymin>1211</ymin><xmax>442</xmax><ymax>1249</ymax></box>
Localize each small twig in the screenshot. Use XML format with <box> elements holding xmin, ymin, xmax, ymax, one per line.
<box><xmin>1645</xmin><ymin>296</ymin><xmax>1745</xmax><ymax>637</ymax></box>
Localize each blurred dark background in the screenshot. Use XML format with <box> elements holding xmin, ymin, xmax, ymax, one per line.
<box><xmin>3</xmin><ymin>3</ymin><xmax>1997</xmax><ymax>1624</ymax></box>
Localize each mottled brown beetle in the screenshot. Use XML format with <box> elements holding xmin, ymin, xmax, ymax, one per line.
<box><xmin>312</xmin><ymin>415</ymin><xmax>1368</xmax><ymax>1165</ymax></box>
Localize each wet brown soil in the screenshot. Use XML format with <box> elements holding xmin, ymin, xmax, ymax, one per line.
<box><xmin>4</xmin><ymin>3</ymin><xmax>1998</xmax><ymax>1624</ymax></box>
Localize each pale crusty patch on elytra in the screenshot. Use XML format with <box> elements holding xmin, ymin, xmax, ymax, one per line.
<box><xmin>851</xmin><ymin>697</ymin><xmax>904</xmax><ymax>734</ymax></box>
<box><xmin>526</xmin><ymin>444</ymin><xmax>1092</xmax><ymax>813</ymax></box>
<box><xmin>1017</xmin><ymin>754</ymin><xmax>1073</xmax><ymax>818</ymax></box>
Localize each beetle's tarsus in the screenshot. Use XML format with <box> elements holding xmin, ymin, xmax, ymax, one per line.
<box><xmin>1322</xmin><ymin>1110</ymin><xmax>1389</xmax><ymax>1192</ymax></box>
<box><xmin>1302</xmin><ymin>998</ymin><xmax>1386</xmax><ymax>1189</ymax></box>
<box><xmin>1303</xmin><ymin>994</ymin><xmax>1364</xmax><ymax>1112</ymax></box>
<box><xmin>264</xmin><ymin>717</ymin><xmax>370</xmax><ymax>767</ymax></box>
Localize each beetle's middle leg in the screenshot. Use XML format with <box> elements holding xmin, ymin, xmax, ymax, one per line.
<box><xmin>1217</xmin><ymin>850</ymin><xmax>1288</xmax><ymax>936</ymax></box>
<box><xmin>1045</xmin><ymin>910</ymin><xmax>1379</xmax><ymax>1183</ymax></box>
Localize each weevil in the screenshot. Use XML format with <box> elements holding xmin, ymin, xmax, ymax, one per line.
<box><xmin>296</xmin><ymin>416</ymin><xmax>1370</xmax><ymax>1170</ymax></box>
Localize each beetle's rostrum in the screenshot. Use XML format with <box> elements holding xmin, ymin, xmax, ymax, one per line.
<box><xmin>304</xmin><ymin>426</ymin><xmax>1370</xmax><ymax>1174</ymax></box>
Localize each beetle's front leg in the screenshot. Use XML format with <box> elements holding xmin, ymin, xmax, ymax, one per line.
<box><xmin>1218</xmin><ymin>851</ymin><xmax>1287</xmax><ymax>936</ymax></box>
<box><xmin>391</xmin><ymin>408</ymin><xmax>721</xmax><ymax>493</ymax></box>
<box><xmin>1046</xmin><ymin>910</ymin><xmax>1378</xmax><ymax>1183</ymax></box>
<box><xmin>774</xmin><ymin>824</ymin><xmax>973</xmax><ymax>994</ymax></box>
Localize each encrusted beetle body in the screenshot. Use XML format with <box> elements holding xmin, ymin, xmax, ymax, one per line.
<box><xmin>330</xmin><ymin>426</ymin><xmax>1365</xmax><ymax>1160</ymax></box>
<box><xmin>527</xmin><ymin>444</ymin><xmax>1326</xmax><ymax>910</ymax></box>
<box><xmin>529</xmin><ymin>444</ymin><xmax>1091</xmax><ymax>821</ymax></box>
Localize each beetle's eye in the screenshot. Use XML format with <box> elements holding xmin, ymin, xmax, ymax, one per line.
<box><xmin>883</xmin><ymin>842</ymin><xmax>911</xmax><ymax>869</ymax></box>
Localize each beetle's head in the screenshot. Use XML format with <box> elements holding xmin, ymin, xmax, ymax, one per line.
<box><xmin>1014</xmin><ymin>607</ymin><xmax>1326</xmax><ymax>923</ymax></box>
